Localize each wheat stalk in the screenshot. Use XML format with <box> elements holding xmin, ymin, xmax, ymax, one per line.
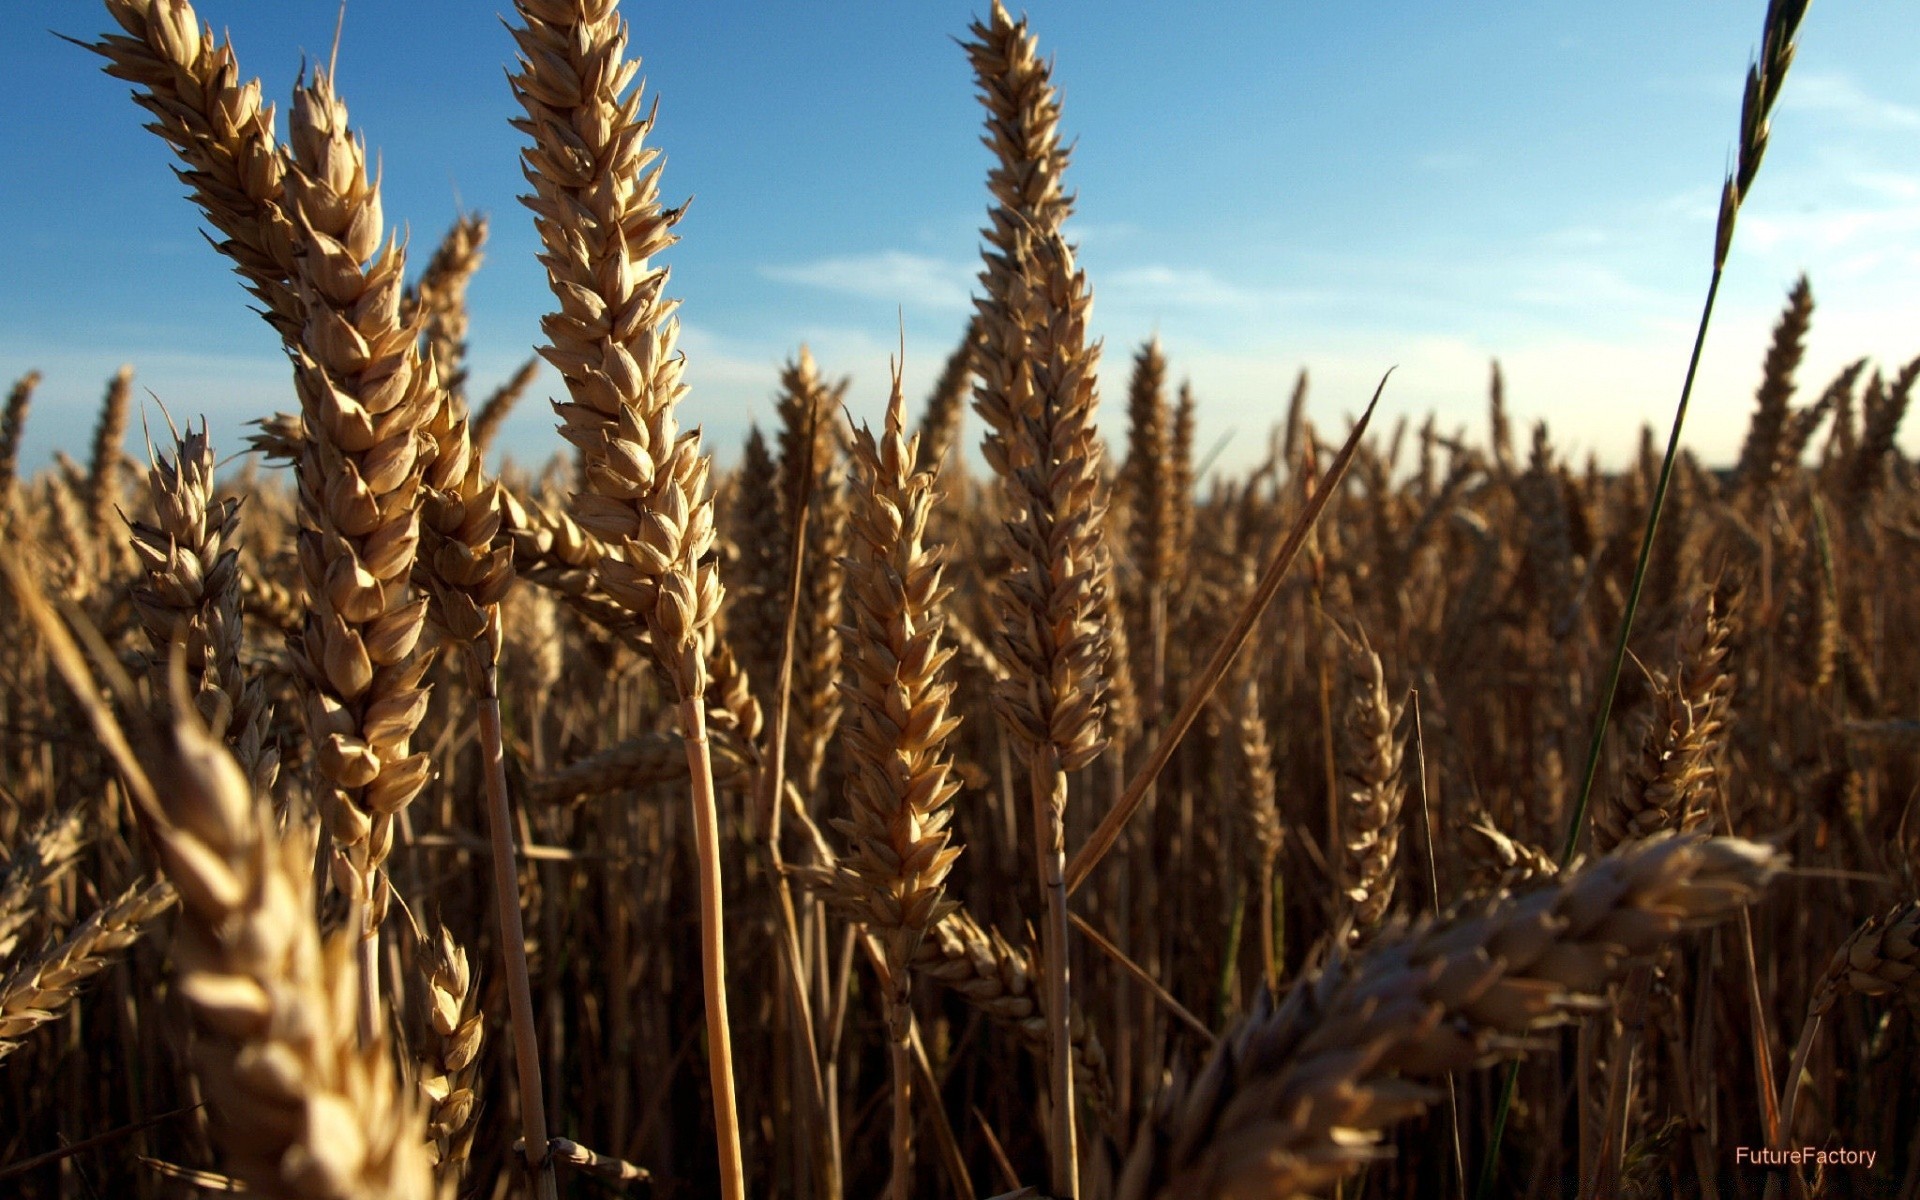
<box><xmin>507</xmin><ymin>3</ymin><xmax>741</xmax><ymax>1191</ymax></box>
<box><xmin>973</xmin><ymin>220</ymin><xmax>1114</xmax><ymax>1197</ymax></box>
<box><xmin>815</xmin><ymin>366</ymin><xmax>965</xmax><ymax>1198</ymax></box>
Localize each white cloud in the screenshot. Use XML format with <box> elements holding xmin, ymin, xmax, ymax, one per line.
<box><xmin>1788</xmin><ymin>74</ymin><xmax>1920</xmax><ymax>131</ymax></box>
<box><xmin>760</xmin><ymin>251</ymin><xmax>975</xmax><ymax>312</ymax></box>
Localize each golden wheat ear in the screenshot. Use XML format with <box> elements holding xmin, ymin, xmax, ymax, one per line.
<box><xmin>1118</xmin><ymin>834</ymin><xmax>1782</xmax><ymax>1200</ymax></box>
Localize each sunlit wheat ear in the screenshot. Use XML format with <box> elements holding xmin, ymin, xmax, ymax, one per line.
<box><xmin>508</xmin><ymin>2</ymin><xmax>740</xmax><ymax>1190</ymax></box>
<box><xmin>916</xmin><ymin>317</ymin><xmax>981</xmax><ymax>476</ymax></box>
<box><xmin>1337</xmin><ymin>630</ymin><xmax>1404</xmax><ymax>944</ymax></box>
<box><xmin>144</xmin><ymin>714</ymin><xmax>436</xmax><ymax>1200</ymax></box>
<box><xmin>91</xmin><ymin>0</ymin><xmax>304</xmax><ymax>338</ymax></box>
<box><xmin>405</xmin><ymin>214</ymin><xmax>487</xmax><ymax>406</ymax></box>
<box><xmin>814</xmin><ymin>367</ymin><xmax>965</xmax><ymax>1197</ymax></box>
<box><xmin>1733</xmin><ymin>274</ymin><xmax>1813</xmax><ymax>503</ymax></box>
<box><xmin>1117</xmin><ymin>834</ymin><xmax>1782</xmax><ymax>1200</ymax></box>
<box><xmin>280</xmin><ymin>67</ymin><xmax>439</xmax><ymax>946</ymax></box>
<box><xmin>1593</xmin><ymin>587</ymin><xmax>1735</xmax><ymax>853</ymax></box>
<box><xmin>470</xmin><ymin>357</ymin><xmax>540</xmax><ymax>459</ymax></box>
<box><xmin>0</xmin><ymin>878</ymin><xmax>177</xmax><ymax>1061</ymax></box>
<box><xmin>414</xmin><ymin>927</ymin><xmax>483</xmax><ymax>1180</ymax></box>
<box><xmin>129</xmin><ymin>422</ymin><xmax>277</xmax><ymax>793</ymax></box>
<box><xmin>725</xmin><ymin>425</ymin><xmax>786</xmax><ymax>705</ymax></box>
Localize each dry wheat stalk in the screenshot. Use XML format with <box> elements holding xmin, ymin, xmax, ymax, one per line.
<box><xmin>1116</xmin><ymin>834</ymin><xmax>1781</xmax><ymax>1200</ymax></box>
<box><xmin>508</xmin><ymin>3</ymin><xmax>740</xmax><ymax>1190</ymax></box>
<box><xmin>1338</xmin><ymin>633</ymin><xmax>1404</xmax><ymax>942</ymax></box>
<box><xmin>0</xmin><ymin>808</ymin><xmax>88</xmax><ymax>964</ymax></box>
<box><xmin>0</xmin><ymin>878</ymin><xmax>176</xmax><ymax>1060</ymax></box>
<box><xmin>91</xmin><ymin>0</ymin><xmax>303</xmax><ymax>338</ymax></box>
<box><xmin>527</xmin><ymin>727</ymin><xmax>754</xmax><ymax>805</ymax></box>
<box><xmin>973</xmin><ymin>220</ymin><xmax>1114</xmax><ymax>1196</ymax></box>
<box><xmin>415</xmin><ymin>927</ymin><xmax>483</xmax><ymax>1179</ymax></box>
<box><xmin>1593</xmin><ymin>588</ymin><xmax>1734</xmax><ymax>853</ymax></box>
<box><xmin>129</xmin><ymin>422</ymin><xmax>278</xmax><ymax>792</ymax></box>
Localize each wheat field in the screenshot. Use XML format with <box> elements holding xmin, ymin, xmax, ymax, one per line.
<box><xmin>1</xmin><ymin>1</ymin><xmax>1916</xmax><ymax>1198</ymax></box>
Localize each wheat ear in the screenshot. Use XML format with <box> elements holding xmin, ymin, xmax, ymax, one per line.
<box><xmin>90</xmin><ymin>0</ymin><xmax>304</xmax><ymax>338</ymax></box>
<box><xmin>1593</xmin><ymin>587</ymin><xmax>1734</xmax><ymax>853</ymax></box>
<box><xmin>774</xmin><ymin>348</ymin><xmax>849</xmax><ymax>797</ymax></box>
<box><xmin>85</xmin><ymin>365</ymin><xmax>135</xmax><ymax>555</ymax></box>
<box><xmin>917</xmin><ymin>317</ymin><xmax>981</xmax><ymax>476</ymax></box>
<box><xmin>404</xmin><ymin>214</ymin><xmax>487</xmax><ymax>406</ymax></box>
<box><xmin>1338</xmin><ymin>631</ymin><xmax>1405</xmax><ymax>942</ymax></box>
<box><xmin>1734</xmin><ymin>274</ymin><xmax>1813</xmax><ymax>502</ymax></box>
<box><xmin>129</xmin><ymin>421</ymin><xmax>277</xmax><ymax>792</ymax></box>
<box><xmin>507</xmin><ymin>3</ymin><xmax>740</xmax><ymax>1191</ymax></box>
<box><xmin>5</xmin><ymin>550</ymin><xmax>436</xmax><ymax>1198</ymax></box>
<box><xmin>0</xmin><ymin>878</ymin><xmax>177</xmax><ymax>1060</ymax></box>
<box><xmin>470</xmin><ymin>356</ymin><xmax>540</xmax><ymax>458</ymax></box>
<box><xmin>820</xmin><ymin>366</ymin><xmax>965</xmax><ymax>1198</ymax></box>
<box><xmin>1117</xmin><ymin>834</ymin><xmax>1781</xmax><ymax>1200</ymax></box>
<box><xmin>0</xmin><ymin>370</ymin><xmax>38</xmax><ymax>525</ymax></box>
<box><xmin>415</xmin><ymin>927</ymin><xmax>483</xmax><ymax>1180</ymax></box>
<box><xmin>276</xmin><ymin>68</ymin><xmax>443</xmax><ymax>1039</ymax></box>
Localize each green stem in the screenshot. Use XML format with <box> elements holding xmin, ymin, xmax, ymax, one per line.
<box><xmin>1480</xmin><ymin>265</ymin><xmax>1726</xmax><ymax>1200</ymax></box>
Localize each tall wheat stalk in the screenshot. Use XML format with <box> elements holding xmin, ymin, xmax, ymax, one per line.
<box><xmin>507</xmin><ymin>3</ymin><xmax>741</xmax><ymax>1193</ymax></box>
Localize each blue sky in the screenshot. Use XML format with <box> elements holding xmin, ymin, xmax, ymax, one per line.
<box><xmin>3</xmin><ymin>2</ymin><xmax>1918</xmax><ymax>478</ymax></box>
